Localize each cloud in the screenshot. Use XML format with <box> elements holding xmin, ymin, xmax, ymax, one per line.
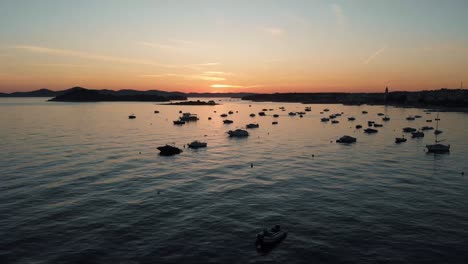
<box><xmin>211</xmin><ymin>84</ymin><xmax>244</xmax><ymax>88</ymax></box>
<box><xmin>13</xmin><ymin>45</ymin><xmax>219</xmax><ymax>70</ymax></box>
<box><xmin>364</xmin><ymin>46</ymin><xmax>387</xmax><ymax>64</ymax></box>
<box><xmin>331</xmin><ymin>4</ymin><xmax>345</xmax><ymax>27</ymax></box>
<box><xmin>141</xmin><ymin>73</ymin><xmax>226</xmax><ymax>81</ymax></box>
<box><xmin>260</xmin><ymin>26</ymin><xmax>284</xmax><ymax>37</ymax></box>
<box><xmin>202</xmin><ymin>71</ymin><xmax>232</xmax><ymax>76</ymax></box>
<box><xmin>138</xmin><ymin>41</ymin><xmax>185</xmax><ymax>52</ymax></box>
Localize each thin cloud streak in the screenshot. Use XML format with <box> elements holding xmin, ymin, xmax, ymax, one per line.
<box><xmin>364</xmin><ymin>46</ymin><xmax>387</xmax><ymax>64</ymax></box>
<box><xmin>13</xmin><ymin>45</ymin><xmax>219</xmax><ymax>69</ymax></box>
<box><xmin>211</xmin><ymin>84</ymin><xmax>244</xmax><ymax>88</ymax></box>
<box><xmin>141</xmin><ymin>73</ymin><xmax>225</xmax><ymax>81</ymax></box>
<box><xmin>259</xmin><ymin>26</ymin><xmax>284</xmax><ymax>37</ymax></box>
<box><xmin>331</xmin><ymin>4</ymin><xmax>345</xmax><ymax>27</ymax></box>
<box><xmin>138</xmin><ymin>41</ymin><xmax>185</xmax><ymax>52</ymax></box>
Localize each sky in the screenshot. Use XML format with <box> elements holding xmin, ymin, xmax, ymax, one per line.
<box><xmin>0</xmin><ymin>0</ymin><xmax>467</xmax><ymax>93</ymax></box>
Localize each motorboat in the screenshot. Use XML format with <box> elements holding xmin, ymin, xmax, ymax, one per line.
<box><xmin>324</xmin><ymin>108</ymin><xmax>330</xmax><ymax>112</ymax></box>
<box><xmin>223</xmin><ymin>119</ymin><xmax>234</xmax><ymax>124</ymax></box>
<box><xmin>227</xmin><ymin>129</ymin><xmax>249</xmax><ymax>137</ymax></box>
<box><xmin>368</xmin><ymin>121</ymin><xmax>375</xmax><ymax>126</ymax></box>
<box><xmin>288</xmin><ymin>112</ymin><xmax>296</xmax><ymax>116</ymax></box>
<box><xmin>154</xmin><ymin>110</ymin><xmax>159</xmax><ymax>114</ymax></box>
<box><xmin>355</xmin><ymin>125</ymin><xmax>362</xmax><ymax>129</ymax></box>
<box><xmin>128</xmin><ymin>114</ymin><xmax>136</xmax><ymax>119</ymax></box>
<box><xmin>305</xmin><ymin>107</ymin><xmax>311</xmax><ymax>112</ymax></box>
<box><xmin>179</xmin><ymin>113</ymin><xmax>199</xmax><ymax>121</ymax></box>
<box><xmin>250</xmin><ymin>113</ymin><xmax>256</xmax><ymax>117</ymax></box>
<box><xmin>406</xmin><ymin>116</ymin><xmax>415</xmax><ymax>121</ymax></box>
<box><xmin>246</xmin><ymin>123</ymin><xmax>259</xmax><ymax>129</ymax></box>
<box><xmin>255</xmin><ymin>225</ymin><xmax>287</xmax><ymax>250</ymax></box>
<box><xmin>426</xmin><ymin>119</ymin><xmax>432</xmax><ymax>122</ymax></box>
<box><xmin>403</xmin><ymin>127</ymin><xmax>416</xmax><ymax>133</ymax></box>
<box><xmin>395</xmin><ymin>137</ymin><xmax>407</xmax><ymax>143</ymax></box>
<box><xmin>434</xmin><ymin>129</ymin><xmax>443</xmax><ymax>135</ymax></box>
<box><xmin>364</xmin><ymin>128</ymin><xmax>378</xmax><ymax>133</ymax></box>
<box><xmin>157</xmin><ymin>145</ymin><xmax>182</xmax><ymax>156</ymax></box>
<box><xmin>272</xmin><ymin>121</ymin><xmax>278</xmax><ymax>125</ymax></box>
<box><xmin>411</xmin><ymin>131</ymin><xmax>424</xmax><ymax>138</ymax></box>
<box><xmin>421</xmin><ymin>126</ymin><xmax>434</xmax><ymax>131</ymax></box>
<box><xmin>273</xmin><ymin>114</ymin><xmax>279</xmax><ymax>118</ymax></box>
<box><xmin>377</xmin><ymin>113</ymin><xmax>384</xmax><ymax>116</ymax></box>
<box><xmin>348</xmin><ymin>117</ymin><xmax>356</xmax><ymax>121</ymax></box>
<box><xmin>414</xmin><ymin>115</ymin><xmax>422</xmax><ymax>118</ymax></box>
<box><xmin>382</xmin><ymin>116</ymin><xmax>390</xmax><ymax>121</ymax></box>
<box><xmin>321</xmin><ymin>118</ymin><xmax>330</xmax><ymax>122</ymax></box>
<box><xmin>336</xmin><ymin>135</ymin><xmax>357</xmax><ymax>143</ymax></box>
<box><xmin>373</xmin><ymin>123</ymin><xmax>383</xmax><ymax>127</ymax></box>
<box><xmin>331</xmin><ymin>120</ymin><xmax>339</xmax><ymax>124</ymax></box>
<box><xmin>258</xmin><ymin>112</ymin><xmax>266</xmax><ymax>116</ymax></box>
<box><xmin>220</xmin><ymin>113</ymin><xmax>228</xmax><ymax>117</ymax></box>
<box><xmin>188</xmin><ymin>141</ymin><xmax>207</xmax><ymax>149</ymax></box>
<box><xmin>362</xmin><ymin>111</ymin><xmax>368</xmax><ymax>114</ymax></box>
<box><xmin>173</xmin><ymin>120</ymin><xmax>185</xmax><ymax>125</ymax></box>
<box><xmin>228</xmin><ymin>111</ymin><xmax>234</xmax><ymax>115</ymax></box>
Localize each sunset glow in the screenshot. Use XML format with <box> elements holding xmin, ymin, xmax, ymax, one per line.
<box><xmin>0</xmin><ymin>1</ymin><xmax>467</xmax><ymax>93</ymax></box>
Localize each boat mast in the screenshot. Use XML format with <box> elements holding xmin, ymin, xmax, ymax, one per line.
<box><xmin>435</xmin><ymin>112</ymin><xmax>439</xmax><ymax>143</ymax></box>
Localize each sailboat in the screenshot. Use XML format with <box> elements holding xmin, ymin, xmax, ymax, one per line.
<box><xmin>426</xmin><ymin>112</ymin><xmax>450</xmax><ymax>153</ymax></box>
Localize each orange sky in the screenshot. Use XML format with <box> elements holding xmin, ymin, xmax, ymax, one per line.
<box><xmin>1</xmin><ymin>1</ymin><xmax>467</xmax><ymax>93</ymax></box>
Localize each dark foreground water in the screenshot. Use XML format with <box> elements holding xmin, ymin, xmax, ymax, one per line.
<box><xmin>1</xmin><ymin>98</ymin><xmax>467</xmax><ymax>264</ymax></box>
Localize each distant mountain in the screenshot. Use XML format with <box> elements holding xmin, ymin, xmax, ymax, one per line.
<box><xmin>0</xmin><ymin>88</ymin><xmax>60</xmax><ymax>97</ymax></box>
<box><xmin>49</xmin><ymin>87</ymin><xmax>187</xmax><ymax>102</ymax></box>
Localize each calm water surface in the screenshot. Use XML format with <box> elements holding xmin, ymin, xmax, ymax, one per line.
<box><xmin>1</xmin><ymin>98</ymin><xmax>467</xmax><ymax>263</ymax></box>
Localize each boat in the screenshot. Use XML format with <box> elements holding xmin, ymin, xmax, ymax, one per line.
<box><xmin>258</xmin><ymin>112</ymin><xmax>266</xmax><ymax>116</ymax></box>
<box><xmin>426</xmin><ymin>113</ymin><xmax>450</xmax><ymax>153</ymax></box>
<box><xmin>173</xmin><ymin>120</ymin><xmax>185</xmax><ymax>125</ymax></box>
<box><xmin>305</xmin><ymin>107</ymin><xmax>311</xmax><ymax>112</ymax></box>
<box><xmin>324</xmin><ymin>108</ymin><xmax>330</xmax><ymax>112</ymax></box>
<box><xmin>414</xmin><ymin>115</ymin><xmax>422</xmax><ymax>118</ymax></box>
<box><xmin>395</xmin><ymin>137</ymin><xmax>407</xmax><ymax>143</ymax></box>
<box><xmin>128</xmin><ymin>114</ymin><xmax>136</xmax><ymax>119</ymax></box>
<box><xmin>331</xmin><ymin>120</ymin><xmax>339</xmax><ymax>124</ymax></box>
<box><xmin>382</xmin><ymin>116</ymin><xmax>390</xmax><ymax>121</ymax></box>
<box><xmin>250</xmin><ymin>113</ymin><xmax>256</xmax><ymax>117</ymax></box>
<box><xmin>321</xmin><ymin>118</ymin><xmax>330</xmax><ymax>122</ymax></box>
<box><xmin>157</xmin><ymin>145</ymin><xmax>182</xmax><ymax>156</ymax></box>
<box><xmin>403</xmin><ymin>127</ymin><xmax>416</xmax><ymax>133</ymax></box>
<box><xmin>273</xmin><ymin>114</ymin><xmax>279</xmax><ymax>118</ymax></box>
<box><xmin>348</xmin><ymin>117</ymin><xmax>356</xmax><ymax>121</ymax></box>
<box><xmin>421</xmin><ymin>126</ymin><xmax>434</xmax><ymax>131</ymax></box>
<box><xmin>336</xmin><ymin>135</ymin><xmax>357</xmax><ymax>143</ymax></box>
<box><xmin>262</xmin><ymin>108</ymin><xmax>268</xmax><ymax>111</ymax></box>
<box><xmin>355</xmin><ymin>125</ymin><xmax>362</xmax><ymax>129</ymax></box>
<box><xmin>426</xmin><ymin>119</ymin><xmax>432</xmax><ymax>122</ymax></box>
<box><xmin>188</xmin><ymin>141</ymin><xmax>207</xmax><ymax>149</ymax></box>
<box><xmin>246</xmin><ymin>123</ymin><xmax>259</xmax><ymax>129</ymax></box>
<box><xmin>406</xmin><ymin>116</ymin><xmax>415</xmax><ymax>121</ymax></box>
<box><xmin>179</xmin><ymin>113</ymin><xmax>199</xmax><ymax>121</ymax></box>
<box><xmin>272</xmin><ymin>121</ymin><xmax>278</xmax><ymax>125</ymax></box>
<box><xmin>377</xmin><ymin>113</ymin><xmax>384</xmax><ymax>116</ymax></box>
<box><xmin>223</xmin><ymin>119</ymin><xmax>233</xmax><ymax>124</ymax></box>
<box><xmin>364</xmin><ymin>128</ymin><xmax>378</xmax><ymax>133</ymax></box>
<box><xmin>154</xmin><ymin>110</ymin><xmax>159</xmax><ymax>114</ymax></box>
<box><xmin>362</xmin><ymin>111</ymin><xmax>368</xmax><ymax>114</ymax></box>
<box><xmin>228</xmin><ymin>111</ymin><xmax>234</xmax><ymax>114</ymax></box>
<box><xmin>368</xmin><ymin>121</ymin><xmax>375</xmax><ymax>126</ymax></box>
<box><xmin>373</xmin><ymin>123</ymin><xmax>383</xmax><ymax>127</ymax></box>
<box><xmin>288</xmin><ymin>112</ymin><xmax>296</xmax><ymax>116</ymax></box>
<box><xmin>220</xmin><ymin>113</ymin><xmax>228</xmax><ymax>117</ymax></box>
<box><xmin>329</xmin><ymin>115</ymin><xmax>336</xmax><ymax>119</ymax></box>
<box><xmin>411</xmin><ymin>131</ymin><xmax>424</xmax><ymax>138</ymax></box>
<box><xmin>227</xmin><ymin>129</ymin><xmax>249</xmax><ymax>137</ymax></box>
<box><xmin>255</xmin><ymin>225</ymin><xmax>287</xmax><ymax>250</ymax></box>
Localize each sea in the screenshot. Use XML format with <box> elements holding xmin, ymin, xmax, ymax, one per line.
<box><xmin>1</xmin><ymin>97</ymin><xmax>467</xmax><ymax>264</ymax></box>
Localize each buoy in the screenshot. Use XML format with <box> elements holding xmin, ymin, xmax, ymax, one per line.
<box><xmin>251</xmin><ymin>163</ymin><xmax>253</xmax><ymax>168</ymax></box>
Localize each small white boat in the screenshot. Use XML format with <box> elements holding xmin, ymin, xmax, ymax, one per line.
<box><xmin>426</xmin><ymin>113</ymin><xmax>450</xmax><ymax>153</ymax></box>
<box><xmin>246</xmin><ymin>123</ymin><xmax>259</xmax><ymax>129</ymax></box>
<box><xmin>188</xmin><ymin>141</ymin><xmax>207</xmax><ymax>149</ymax></box>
